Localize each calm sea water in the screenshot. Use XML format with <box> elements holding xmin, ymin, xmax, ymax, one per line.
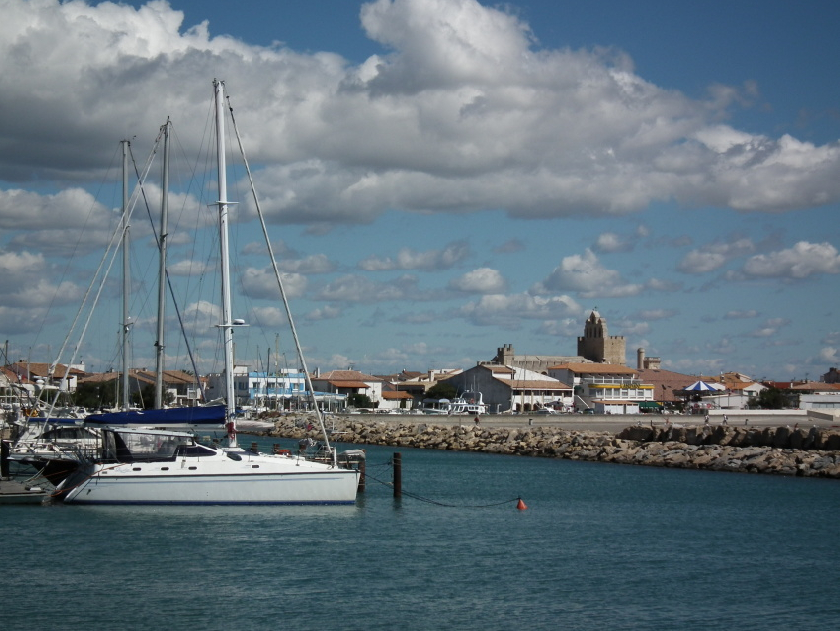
<box><xmin>3</xmin><ymin>434</ymin><xmax>839</xmax><ymax>630</ymax></box>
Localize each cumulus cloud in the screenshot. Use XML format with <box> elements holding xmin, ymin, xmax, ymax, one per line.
<box><xmin>316</xmin><ymin>273</ymin><xmax>422</xmax><ymax>301</ymax></box>
<box><xmin>167</xmin><ymin>259</ymin><xmax>214</xmax><ymax>276</ymax></box>
<box><xmin>745</xmin><ymin>318</ymin><xmax>790</xmax><ymax>338</ymax></box>
<box><xmin>276</xmin><ymin>254</ymin><xmax>337</xmax><ymax>274</ymax></box>
<box><xmin>239</xmin><ymin>267</ymin><xmax>307</xmax><ymax>299</ymax></box>
<box><xmin>305</xmin><ymin>305</ymin><xmax>342</xmax><ymax>321</ymax></box>
<box><xmin>458</xmin><ymin>292</ymin><xmax>580</xmax><ymax>328</ymax></box>
<box><xmin>448</xmin><ymin>268</ymin><xmax>506</xmax><ymax>293</ymax></box>
<box><xmin>594</xmin><ymin>232</ymin><xmax>633</xmax><ymax>253</ymax></box>
<box><xmin>534</xmin><ymin>249</ymin><xmax>650</xmax><ymax>298</ymax></box>
<box><xmin>493</xmin><ymin>238</ymin><xmax>525</xmax><ymax>254</ymax></box>
<box><xmin>677</xmin><ymin>237</ymin><xmax>756</xmax><ymax>274</ymax></box>
<box><xmin>358</xmin><ymin>241</ymin><xmax>470</xmax><ymax>270</ymax></box>
<box><xmin>742</xmin><ymin>241</ymin><xmax>840</xmax><ymax>279</ymax></box>
<box><xmin>0</xmin><ymin>0</ymin><xmax>836</xmax><ymax>231</ymax></box>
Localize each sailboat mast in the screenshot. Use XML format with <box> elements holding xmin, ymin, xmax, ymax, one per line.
<box><xmin>214</xmin><ymin>79</ymin><xmax>237</xmax><ymax>436</ymax></box>
<box><xmin>154</xmin><ymin>120</ymin><xmax>170</xmax><ymax>409</ymax></box>
<box><xmin>121</xmin><ymin>139</ymin><xmax>131</xmax><ymax>411</ymax></box>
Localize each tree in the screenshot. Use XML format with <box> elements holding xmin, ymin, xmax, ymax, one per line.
<box><xmin>348</xmin><ymin>393</ymin><xmax>373</xmax><ymax>409</ymax></box>
<box><xmin>754</xmin><ymin>387</ymin><xmax>785</xmax><ymax>409</ymax></box>
<box><xmin>73</xmin><ymin>381</ymin><xmax>116</xmax><ymax>409</ymax></box>
<box><xmin>426</xmin><ymin>382</ymin><xmax>457</xmax><ymax>400</ymax></box>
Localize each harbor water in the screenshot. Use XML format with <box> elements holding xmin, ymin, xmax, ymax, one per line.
<box><xmin>2</xmin><ymin>434</ymin><xmax>839</xmax><ymax>630</ymax></box>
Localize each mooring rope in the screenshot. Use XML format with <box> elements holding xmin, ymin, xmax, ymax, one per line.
<box><xmin>361</xmin><ymin>469</ymin><xmax>522</xmax><ymax>509</ymax></box>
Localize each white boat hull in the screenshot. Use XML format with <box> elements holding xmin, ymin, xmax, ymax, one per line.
<box><xmin>61</xmin><ymin>450</ymin><xmax>359</xmax><ymax>505</ymax></box>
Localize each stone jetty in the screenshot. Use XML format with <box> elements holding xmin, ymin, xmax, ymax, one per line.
<box><xmin>264</xmin><ymin>415</ymin><xmax>840</xmax><ymax>478</ymax></box>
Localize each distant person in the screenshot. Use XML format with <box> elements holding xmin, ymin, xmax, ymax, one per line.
<box><xmin>474</xmin><ymin>416</ymin><xmax>480</xmax><ymax>426</ymax></box>
<box><xmin>745</xmin><ymin>418</ymin><xmax>749</xmax><ymax>426</ymax></box>
<box><xmin>723</xmin><ymin>414</ymin><xmax>728</xmax><ymax>425</ymax></box>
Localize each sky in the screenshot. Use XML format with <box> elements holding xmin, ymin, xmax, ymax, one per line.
<box><xmin>1</xmin><ymin>0</ymin><xmax>840</xmax><ymax>382</ymax></box>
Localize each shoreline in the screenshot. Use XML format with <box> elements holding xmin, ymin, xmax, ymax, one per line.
<box><xmin>332</xmin><ymin>409</ymin><xmax>831</xmax><ymax>433</ymax></box>
<box><xmin>263</xmin><ymin>411</ymin><xmax>840</xmax><ymax>478</ymax></box>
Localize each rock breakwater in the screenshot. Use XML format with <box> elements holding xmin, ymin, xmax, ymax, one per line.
<box><xmin>265</xmin><ymin>416</ymin><xmax>840</xmax><ymax>478</ymax></box>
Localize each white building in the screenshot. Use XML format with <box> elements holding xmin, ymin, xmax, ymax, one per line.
<box><xmin>548</xmin><ymin>362</ymin><xmax>656</xmax><ymax>414</ymax></box>
<box><xmin>443</xmin><ymin>364</ymin><xmax>572</xmax><ymax>413</ymax></box>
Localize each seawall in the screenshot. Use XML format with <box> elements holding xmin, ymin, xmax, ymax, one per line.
<box><xmin>265</xmin><ymin>415</ymin><xmax>840</xmax><ymax>478</ymax></box>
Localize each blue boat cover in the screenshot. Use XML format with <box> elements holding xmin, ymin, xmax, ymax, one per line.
<box><xmin>85</xmin><ymin>404</ymin><xmax>226</xmax><ymax>426</ymax></box>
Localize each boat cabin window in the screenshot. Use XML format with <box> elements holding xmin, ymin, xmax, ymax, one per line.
<box><xmin>103</xmin><ymin>431</ymin><xmax>193</xmax><ymax>462</ymax></box>
<box><xmin>173</xmin><ymin>443</ymin><xmax>217</xmax><ymax>458</ymax></box>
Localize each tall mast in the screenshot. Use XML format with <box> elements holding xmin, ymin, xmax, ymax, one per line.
<box><xmin>121</xmin><ymin>139</ymin><xmax>131</xmax><ymax>411</ymax></box>
<box><xmin>154</xmin><ymin>120</ymin><xmax>170</xmax><ymax>409</ymax></box>
<box><xmin>214</xmin><ymin>79</ymin><xmax>237</xmax><ymax>443</ymax></box>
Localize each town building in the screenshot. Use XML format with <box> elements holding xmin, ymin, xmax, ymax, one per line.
<box><xmin>442</xmin><ymin>364</ymin><xmax>572</xmax><ymax>413</ymax></box>
<box><xmin>391</xmin><ymin>368</ymin><xmax>463</xmax><ymax>400</ymax></box>
<box><xmin>548</xmin><ymin>362</ymin><xmax>655</xmax><ymax>414</ymax></box>
<box><xmin>310</xmin><ymin>369</ymin><xmax>384</xmax><ymax>408</ymax></box>
<box><xmin>10</xmin><ymin>361</ymin><xmax>85</xmax><ymax>393</ymax></box>
<box><xmin>237</xmin><ymin>367</ymin><xmax>308</xmax><ymax>411</ymax></box>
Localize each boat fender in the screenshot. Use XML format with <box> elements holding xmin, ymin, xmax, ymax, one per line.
<box><xmin>225</xmin><ymin>421</ymin><xmax>236</xmax><ymax>441</ymax></box>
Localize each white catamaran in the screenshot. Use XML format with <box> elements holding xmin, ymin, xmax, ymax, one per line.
<box><xmin>57</xmin><ymin>80</ymin><xmax>359</xmax><ymax>505</ymax></box>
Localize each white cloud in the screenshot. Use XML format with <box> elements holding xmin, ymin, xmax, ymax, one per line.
<box><xmin>0</xmin><ymin>250</ymin><xmax>46</xmax><ymax>274</ymax></box>
<box><xmin>820</xmin><ymin>347</ymin><xmax>840</xmax><ymax>363</ymax></box>
<box><xmin>743</xmin><ymin>241</ymin><xmax>840</xmax><ymax>279</ymax></box>
<box><xmin>594</xmin><ymin>232</ymin><xmax>633</xmax><ymax>253</ymax></box>
<box><xmin>167</xmin><ymin>259</ymin><xmax>214</xmax><ymax>276</ymax></box>
<box><xmin>305</xmin><ymin>305</ymin><xmax>342</xmax><ymax>321</ymax></box>
<box><xmin>677</xmin><ymin>238</ymin><xmax>755</xmax><ymax>273</ymax></box>
<box><xmin>448</xmin><ymin>268</ymin><xmax>506</xmax><ymax>293</ymax></box>
<box><xmin>493</xmin><ymin>239</ymin><xmax>525</xmax><ymax>254</ymax></box>
<box><xmin>458</xmin><ymin>292</ymin><xmax>580</xmax><ymax>328</ymax></box>
<box><xmin>239</xmin><ymin>268</ymin><xmax>307</xmax><ymax>299</ymax></box>
<box><xmin>0</xmin><ymin>0</ymin><xmax>835</xmax><ymax>227</ymax></box>
<box><xmin>358</xmin><ymin>241</ymin><xmax>470</xmax><ymax>271</ymax></box>
<box><xmin>277</xmin><ymin>254</ymin><xmax>337</xmax><ymax>274</ymax></box>
<box><xmin>534</xmin><ymin>249</ymin><xmax>645</xmax><ymax>298</ymax></box>
<box><xmin>316</xmin><ymin>273</ymin><xmax>421</xmax><ymax>302</ymax></box>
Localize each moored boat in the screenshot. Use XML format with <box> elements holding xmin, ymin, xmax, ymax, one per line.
<box><xmin>56</xmin><ymin>80</ymin><xmax>359</xmax><ymax>505</ymax></box>
<box><xmin>57</xmin><ymin>427</ymin><xmax>358</xmax><ymax>505</ymax></box>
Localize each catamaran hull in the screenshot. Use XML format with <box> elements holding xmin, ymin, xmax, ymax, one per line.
<box><xmin>61</xmin><ymin>468</ymin><xmax>359</xmax><ymax>505</ymax></box>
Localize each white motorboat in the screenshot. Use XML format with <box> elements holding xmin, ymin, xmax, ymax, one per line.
<box><xmin>56</xmin><ymin>80</ymin><xmax>359</xmax><ymax>505</ymax></box>
<box><xmin>448</xmin><ymin>390</ymin><xmax>488</xmax><ymax>415</ymax></box>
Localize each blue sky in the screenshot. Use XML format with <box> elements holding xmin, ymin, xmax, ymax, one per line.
<box><xmin>1</xmin><ymin>0</ymin><xmax>839</xmax><ymax>381</ymax></box>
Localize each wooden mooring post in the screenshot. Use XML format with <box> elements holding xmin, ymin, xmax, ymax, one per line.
<box><xmin>358</xmin><ymin>458</ymin><xmax>366</xmax><ymax>493</ymax></box>
<box><xmin>1</xmin><ymin>440</ymin><xmax>9</xmax><ymax>479</ymax></box>
<box><xmin>393</xmin><ymin>452</ymin><xmax>402</xmax><ymax>498</ymax></box>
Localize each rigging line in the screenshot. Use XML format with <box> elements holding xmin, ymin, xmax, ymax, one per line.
<box><xmin>31</xmin><ymin>142</ymin><xmax>123</xmax><ymax>350</ymax></box>
<box><xmin>45</xmin><ymin>140</ymin><xmax>162</xmax><ymax>421</ymax></box>
<box><xmin>224</xmin><ymin>92</ymin><xmax>333</xmax><ymax>456</ymax></box>
<box><xmin>362</xmin><ymin>470</ymin><xmax>523</xmax><ymax>509</ymax></box>
<box><xmin>130</xmin><ymin>122</ymin><xmax>205</xmax><ymax>396</ymax></box>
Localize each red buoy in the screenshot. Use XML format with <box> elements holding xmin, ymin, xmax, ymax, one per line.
<box><xmin>516</xmin><ymin>498</ymin><xmax>528</xmax><ymax>510</ymax></box>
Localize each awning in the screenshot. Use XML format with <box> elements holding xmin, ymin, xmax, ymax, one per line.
<box><xmin>638</xmin><ymin>401</ymin><xmax>662</xmax><ymax>409</ymax></box>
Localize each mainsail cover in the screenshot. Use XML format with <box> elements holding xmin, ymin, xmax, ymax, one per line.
<box><xmin>85</xmin><ymin>404</ymin><xmax>226</xmax><ymax>426</ymax></box>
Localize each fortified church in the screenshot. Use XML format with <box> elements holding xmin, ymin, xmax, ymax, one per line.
<box><xmin>488</xmin><ymin>309</ymin><xmax>627</xmax><ymax>373</ymax></box>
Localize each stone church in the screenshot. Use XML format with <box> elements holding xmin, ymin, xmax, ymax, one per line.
<box><xmin>577</xmin><ymin>309</ymin><xmax>626</xmax><ymax>365</ymax></box>
<box><xmin>487</xmin><ymin>310</ymin><xmax>627</xmax><ymax>372</ymax></box>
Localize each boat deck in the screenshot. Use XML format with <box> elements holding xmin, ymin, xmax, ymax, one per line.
<box><xmin>0</xmin><ymin>477</ymin><xmax>51</xmax><ymax>505</ymax></box>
